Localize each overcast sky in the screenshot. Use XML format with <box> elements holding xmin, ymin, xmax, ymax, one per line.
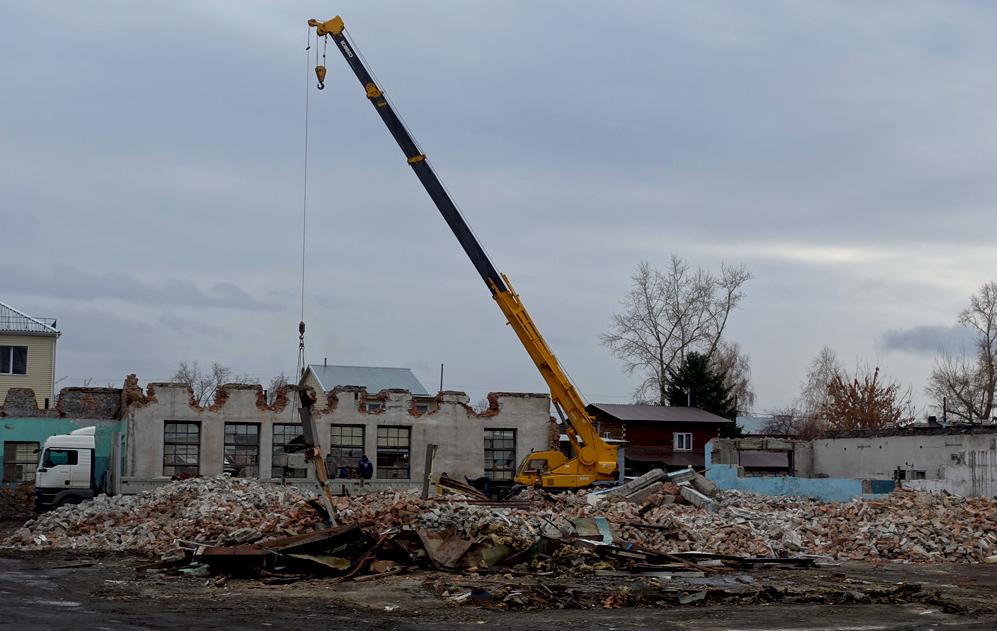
<box><xmin>4</xmin><ymin>1</ymin><xmax>997</xmax><ymax>414</ymax></box>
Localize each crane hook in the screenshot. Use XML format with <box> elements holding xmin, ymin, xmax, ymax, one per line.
<box><xmin>315</xmin><ymin>65</ymin><xmax>327</xmax><ymax>90</ymax></box>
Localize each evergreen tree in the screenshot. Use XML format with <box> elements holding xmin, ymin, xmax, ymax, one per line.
<box><xmin>666</xmin><ymin>352</ymin><xmax>742</xmax><ymax>437</ymax></box>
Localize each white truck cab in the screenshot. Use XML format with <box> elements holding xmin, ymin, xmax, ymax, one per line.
<box><xmin>35</xmin><ymin>426</ymin><xmax>100</xmax><ymax>511</ymax></box>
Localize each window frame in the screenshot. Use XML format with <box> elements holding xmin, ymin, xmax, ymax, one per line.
<box><xmin>0</xmin><ymin>345</ymin><xmax>28</xmax><ymax>375</ymax></box>
<box><xmin>271</xmin><ymin>423</ymin><xmax>308</xmax><ymax>479</ymax></box>
<box><xmin>163</xmin><ymin>421</ymin><xmax>201</xmax><ymax>477</ymax></box>
<box><xmin>3</xmin><ymin>441</ymin><xmax>39</xmax><ymax>483</ymax></box>
<box><xmin>483</xmin><ymin>428</ymin><xmax>517</xmax><ymax>481</ymax></box>
<box><xmin>376</xmin><ymin>425</ymin><xmax>411</xmax><ymax>480</ymax></box>
<box><xmin>223</xmin><ymin>422</ymin><xmax>260</xmax><ymax>478</ymax></box>
<box><xmin>329</xmin><ymin>424</ymin><xmax>365</xmax><ymax>473</ymax></box>
<box><xmin>674</xmin><ymin>432</ymin><xmax>693</xmax><ymax>451</ymax></box>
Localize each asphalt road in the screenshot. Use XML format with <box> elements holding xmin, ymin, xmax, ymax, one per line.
<box><xmin>2</xmin><ymin>554</ymin><xmax>997</xmax><ymax>631</ymax></box>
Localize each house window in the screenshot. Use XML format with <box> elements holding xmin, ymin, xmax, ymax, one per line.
<box><xmin>484</xmin><ymin>429</ymin><xmax>516</xmax><ymax>481</ymax></box>
<box><xmin>224</xmin><ymin>423</ymin><xmax>259</xmax><ymax>478</ymax></box>
<box><xmin>0</xmin><ymin>346</ymin><xmax>28</xmax><ymax>375</ymax></box>
<box><xmin>329</xmin><ymin>425</ymin><xmax>365</xmax><ymax>472</ymax></box>
<box><xmin>3</xmin><ymin>441</ymin><xmax>39</xmax><ymax>483</ymax></box>
<box><xmin>376</xmin><ymin>426</ymin><xmax>410</xmax><ymax>479</ymax></box>
<box><xmin>271</xmin><ymin>423</ymin><xmax>307</xmax><ymax>478</ymax></box>
<box><xmin>366</xmin><ymin>401</ymin><xmax>384</xmax><ymax>413</ymax></box>
<box><xmin>414</xmin><ymin>403</ymin><xmax>430</xmax><ymax>414</ymax></box>
<box><xmin>164</xmin><ymin>422</ymin><xmax>201</xmax><ymax>477</ymax></box>
<box><xmin>674</xmin><ymin>432</ymin><xmax>693</xmax><ymax>451</ymax></box>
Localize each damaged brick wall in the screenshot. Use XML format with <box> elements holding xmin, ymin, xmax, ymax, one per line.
<box><xmin>2</xmin><ymin>386</ymin><xmax>123</xmax><ymax>419</ymax></box>
<box><xmin>125</xmin><ymin>377</ymin><xmax>551</xmax><ymax>482</ymax></box>
<box><xmin>1</xmin><ymin>388</ymin><xmax>40</xmax><ymax>417</ymax></box>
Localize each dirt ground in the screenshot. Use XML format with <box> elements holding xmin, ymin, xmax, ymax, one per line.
<box><xmin>2</xmin><ymin>533</ymin><xmax>997</xmax><ymax>631</ymax></box>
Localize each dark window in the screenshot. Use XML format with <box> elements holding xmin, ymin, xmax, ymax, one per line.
<box><xmin>42</xmin><ymin>448</ymin><xmax>78</xmax><ymax>468</ymax></box>
<box><xmin>3</xmin><ymin>441</ymin><xmax>39</xmax><ymax>483</ymax></box>
<box><xmin>414</xmin><ymin>403</ymin><xmax>430</xmax><ymax>414</ymax></box>
<box><xmin>376</xmin><ymin>426</ymin><xmax>410</xmax><ymax>479</ymax></box>
<box><xmin>366</xmin><ymin>401</ymin><xmax>384</xmax><ymax>413</ymax></box>
<box><xmin>272</xmin><ymin>424</ymin><xmax>307</xmax><ymax>478</ymax></box>
<box><xmin>0</xmin><ymin>346</ymin><xmax>28</xmax><ymax>375</ymax></box>
<box><xmin>224</xmin><ymin>423</ymin><xmax>260</xmax><ymax>478</ymax></box>
<box><xmin>329</xmin><ymin>425</ymin><xmax>364</xmax><ymax>471</ymax></box>
<box><xmin>484</xmin><ymin>429</ymin><xmax>516</xmax><ymax>481</ymax></box>
<box><xmin>164</xmin><ymin>422</ymin><xmax>200</xmax><ymax>476</ymax></box>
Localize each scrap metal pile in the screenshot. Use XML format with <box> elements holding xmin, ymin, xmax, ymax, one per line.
<box><xmin>4</xmin><ymin>472</ymin><xmax>996</xmax><ymax>575</ymax></box>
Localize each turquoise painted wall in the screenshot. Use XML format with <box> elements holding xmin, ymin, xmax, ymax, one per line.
<box><xmin>0</xmin><ymin>417</ymin><xmax>124</xmax><ymax>486</ymax></box>
<box><xmin>704</xmin><ymin>440</ymin><xmax>894</xmax><ymax>502</ymax></box>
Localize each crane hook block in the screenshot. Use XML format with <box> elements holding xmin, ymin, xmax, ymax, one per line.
<box><xmin>315</xmin><ymin>65</ymin><xmax>327</xmax><ymax>90</ymax></box>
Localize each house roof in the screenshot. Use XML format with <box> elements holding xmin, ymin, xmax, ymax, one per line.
<box><xmin>306</xmin><ymin>364</ymin><xmax>430</xmax><ymax>396</ymax></box>
<box><xmin>588</xmin><ymin>403</ymin><xmax>732</xmax><ymax>424</ymax></box>
<box><xmin>0</xmin><ymin>301</ymin><xmax>59</xmax><ymax>336</ymax></box>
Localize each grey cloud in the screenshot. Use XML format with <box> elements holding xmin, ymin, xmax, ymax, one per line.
<box><xmin>4</xmin><ymin>264</ymin><xmax>279</xmax><ymax>312</ymax></box>
<box><xmin>880</xmin><ymin>325</ymin><xmax>977</xmax><ymax>356</ymax></box>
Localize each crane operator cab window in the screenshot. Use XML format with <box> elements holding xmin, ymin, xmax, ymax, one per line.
<box><xmin>522</xmin><ymin>457</ymin><xmax>549</xmax><ymax>475</ymax></box>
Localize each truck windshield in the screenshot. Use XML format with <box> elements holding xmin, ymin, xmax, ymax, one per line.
<box><xmin>43</xmin><ymin>449</ymin><xmax>78</xmax><ymax>468</ymax></box>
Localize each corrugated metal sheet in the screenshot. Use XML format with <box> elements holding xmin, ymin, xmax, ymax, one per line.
<box><xmin>0</xmin><ymin>301</ymin><xmax>59</xmax><ymax>335</ymax></box>
<box><xmin>307</xmin><ymin>364</ymin><xmax>430</xmax><ymax>396</ymax></box>
<box><xmin>589</xmin><ymin>403</ymin><xmax>731</xmax><ymax>425</ymax></box>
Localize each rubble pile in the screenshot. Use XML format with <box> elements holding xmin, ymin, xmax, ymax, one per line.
<box><xmin>5</xmin><ymin>477</ymin><xmax>323</xmax><ymax>554</ymax></box>
<box><xmin>597</xmin><ymin>489</ymin><xmax>997</xmax><ymax>563</ymax></box>
<box><xmin>4</xmin><ymin>472</ymin><xmax>995</xmax><ymax>567</ymax></box>
<box><xmin>0</xmin><ymin>483</ymin><xmax>35</xmax><ymax>521</ymax></box>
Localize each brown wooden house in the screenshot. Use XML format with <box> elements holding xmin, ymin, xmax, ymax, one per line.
<box><xmin>586</xmin><ymin>403</ymin><xmax>732</xmax><ymax>473</ymax></box>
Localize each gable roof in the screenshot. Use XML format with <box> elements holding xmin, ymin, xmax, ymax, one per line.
<box><xmin>306</xmin><ymin>364</ymin><xmax>430</xmax><ymax>396</ymax></box>
<box><xmin>588</xmin><ymin>403</ymin><xmax>732</xmax><ymax>424</ymax></box>
<box><xmin>0</xmin><ymin>301</ymin><xmax>60</xmax><ymax>336</ymax></box>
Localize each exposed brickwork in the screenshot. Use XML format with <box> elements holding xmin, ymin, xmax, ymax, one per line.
<box><xmin>1</xmin><ymin>388</ymin><xmax>40</xmax><ymax>417</ymax></box>
<box><xmin>123</xmin><ymin>374</ymin><xmax>151</xmax><ymax>409</ymax></box>
<box><xmin>55</xmin><ymin>387</ymin><xmax>122</xmax><ymax>419</ymax></box>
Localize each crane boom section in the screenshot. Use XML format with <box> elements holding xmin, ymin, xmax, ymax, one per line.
<box><xmin>309</xmin><ymin>17</ymin><xmax>618</xmax><ymax>487</ymax></box>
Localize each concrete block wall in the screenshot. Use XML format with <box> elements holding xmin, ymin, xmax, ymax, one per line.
<box><xmin>813</xmin><ymin>429</ymin><xmax>997</xmax><ymax>497</ymax></box>
<box><xmin>125</xmin><ymin>380</ymin><xmax>551</xmax><ymax>484</ymax></box>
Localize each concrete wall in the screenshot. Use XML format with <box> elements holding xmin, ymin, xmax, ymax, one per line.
<box><xmin>125</xmin><ymin>381</ymin><xmax>551</xmax><ymax>484</ymax></box>
<box><xmin>813</xmin><ymin>428</ymin><xmax>997</xmax><ymax>497</ymax></box>
<box><xmin>0</xmin><ymin>334</ymin><xmax>57</xmax><ymax>408</ymax></box>
<box><xmin>706</xmin><ymin>464</ymin><xmax>894</xmax><ymax>501</ymax></box>
<box><xmin>705</xmin><ymin>441</ymin><xmax>895</xmax><ymax>501</ymax></box>
<box><xmin>710</xmin><ymin>437</ymin><xmax>814</xmax><ymax>476</ymax></box>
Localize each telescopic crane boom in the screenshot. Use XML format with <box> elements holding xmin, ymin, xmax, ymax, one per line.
<box><xmin>307</xmin><ymin>16</ymin><xmax>618</xmax><ymax>489</ymax></box>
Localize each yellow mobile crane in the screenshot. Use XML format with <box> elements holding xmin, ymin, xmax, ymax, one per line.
<box><xmin>307</xmin><ymin>16</ymin><xmax>618</xmax><ymax>490</ymax></box>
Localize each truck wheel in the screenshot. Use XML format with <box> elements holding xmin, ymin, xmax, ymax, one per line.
<box><xmin>58</xmin><ymin>496</ymin><xmax>82</xmax><ymax>508</ymax></box>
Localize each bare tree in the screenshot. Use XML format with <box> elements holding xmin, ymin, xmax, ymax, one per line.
<box><xmin>266</xmin><ymin>373</ymin><xmax>289</xmax><ymax>406</ymax></box>
<box><xmin>710</xmin><ymin>340</ymin><xmax>755</xmax><ymax>414</ymax></box>
<box><xmin>761</xmin><ymin>347</ymin><xmax>841</xmax><ymax>439</ymax></box>
<box><xmin>821</xmin><ymin>366</ymin><xmax>915</xmax><ymax>431</ymax></box>
<box><xmin>926</xmin><ymin>282</ymin><xmax>997</xmax><ymax>423</ymax></box>
<box><xmin>759</xmin><ymin>407</ymin><xmax>821</xmax><ymax>439</ymax></box>
<box><xmin>602</xmin><ymin>257</ymin><xmax>752</xmax><ymax>404</ymax></box>
<box><xmin>799</xmin><ymin>346</ymin><xmax>842</xmax><ymax>424</ymax></box>
<box><xmin>172</xmin><ymin>361</ymin><xmax>254</xmax><ymax>406</ymax></box>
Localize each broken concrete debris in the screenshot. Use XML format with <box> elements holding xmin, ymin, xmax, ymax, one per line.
<box><xmin>3</xmin><ymin>474</ymin><xmax>996</xmax><ymax>584</ymax></box>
